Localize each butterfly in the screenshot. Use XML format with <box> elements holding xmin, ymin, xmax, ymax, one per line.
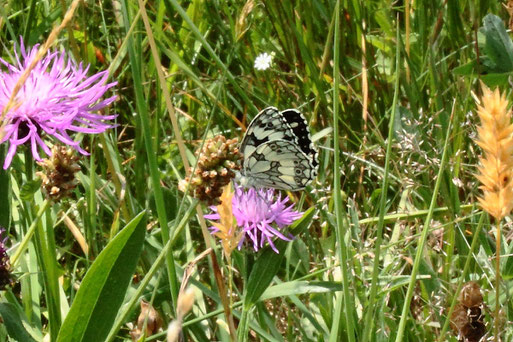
<box><xmin>236</xmin><ymin>107</ymin><xmax>318</xmax><ymax>191</ymax></box>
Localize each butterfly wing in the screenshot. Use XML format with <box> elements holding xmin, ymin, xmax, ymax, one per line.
<box><xmin>242</xmin><ymin>139</ymin><xmax>318</xmax><ymax>191</ymax></box>
<box><xmin>238</xmin><ymin>107</ymin><xmax>319</xmax><ymax>190</ymax></box>
<box><xmin>240</xmin><ymin>107</ymin><xmax>294</xmax><ymax>158</ymax></box>
<box><xmin>241</xmin><ymin>107</ymin><xmax>318</xmax><ymax>164</ymax></box>
<box><xmin>278</xmin><ymin>109</ymin><xmax>318</xmax><ymax>159</ymax></box>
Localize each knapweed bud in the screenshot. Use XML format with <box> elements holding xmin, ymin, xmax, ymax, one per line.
<box><xmin>180</xmin><ymin>135</ymin><xmax>241</xmax><ymax>205</ymax></box>
<box><xmin>36</xmin><ymin>145</ymin><xmax>81</xmax><ymax>201</ymax></box>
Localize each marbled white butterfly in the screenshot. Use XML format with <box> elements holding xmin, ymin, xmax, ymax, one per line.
<box><xmin>236</xmin><ymin>107</ymin><xmax>318</xmax><ymax>191</ymax></box>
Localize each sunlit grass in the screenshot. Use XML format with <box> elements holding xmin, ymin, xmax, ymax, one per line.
<box><xmin>1</xmin><ymin>1</ymin><xmax>513</xmax><ymax>342</ymax></box>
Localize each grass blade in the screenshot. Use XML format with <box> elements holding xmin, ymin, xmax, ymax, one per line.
<box><xmin>331</xmin><ymin>1</ymin><xmax>356</xmax><ymax>341</ymax></box>
<box><xmin>0</xmin><ymin>303</ymin><xmax>37</xmax><ymax>342</ymax></box>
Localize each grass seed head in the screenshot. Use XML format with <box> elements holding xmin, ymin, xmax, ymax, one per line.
<box><xmin>474</xmin><ymin>85</ymin><xmax>513</xmax><ymax>220</ymax></box>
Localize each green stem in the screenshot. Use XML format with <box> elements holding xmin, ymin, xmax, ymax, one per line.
<box><xmin>331</xmin><ymin>1</ymin><xmax>355</xmax><ymax>341</ymax></box>
<box><xmin>121</xmin><ymin>0</ymin><xmax>178</xmax><ymax>307</ymax></box>
<box><xmin>438</xmin><ymin>211</ymin><xmax>485</xmax><ymax>341</ymax></box>
<box><xmin>10</xmin><ymin>199</ymin><xmax>50</xmax><ymax>267</ymax></box>
<box><xmin>237</xmin><ymin>308</ymin><xmax>250</xmax><ymax>342</ymax></box>
<box><xmin>358</xmin><ymin>204</ymin><xmax>474</xmax><ymax>225</ymax></box>
<box><xmin>495</xmin><ymin>221</ymin><xmax>501</xmax><ymax>342</ymax></box>
<box><xmin>394</xmin><ymin>103</ymin><xmax>454</xmax><ymax>342</ymax></box>
<box><xmin>361</xmin><ymin>17</ymin><xmax>402</xmax><ymax>342</ymax></box>
<box><xmin>34</xmin><ymin>205</ymin><xmax>61</xmax><ymax>341</ymax></box>
<box><xmin>166</xmin><ymin>0</ymin><xmax>257</xmax><ymax>114</ymax></box>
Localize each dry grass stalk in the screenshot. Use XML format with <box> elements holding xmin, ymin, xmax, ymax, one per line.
<box><xmin>475</xmin><ymin>85</ymin><xmax>513</xmax><ymax>220</ymax></box>
<box><xmin>166</xmin><ymin>287</ymin><xmax>195</xmax><ymax>342</ymax></box>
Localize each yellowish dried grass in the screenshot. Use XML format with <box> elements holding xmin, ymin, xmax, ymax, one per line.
<box><xmin>209</xmin><ymin>185</ymin><xmax>244</xmax><ymax>260</ymax></box>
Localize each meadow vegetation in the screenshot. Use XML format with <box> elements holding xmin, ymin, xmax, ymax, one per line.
<box><xmin>1</xmin><ymin>0</ymin><xmax>513</xmax><ymax>341</ymax></box>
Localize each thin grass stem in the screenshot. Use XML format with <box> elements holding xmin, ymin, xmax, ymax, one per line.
<box><xmin>361</xmin><ymin>16</ymin><xmax>402</xmax><ymax>342</ymax></box>
<box><xmin>438</xmin><ymin>211</ymin><xmax>485</xmax><ymax>341</ymax></box>
<box><xmin>394</xmin><ymin>100</ymin><xmax>455</xmax><ymax>342</ymax></box>
<box><xmin>331</xmin><ymin>1</ymin><xmax>356</xmax><ymax>341</ymax></box>
<box><xmin>495</xmin><ymin>221</ymin><xmax>501</xmax><ymax>342</ymax></box>
<box><xmin>11</xmin><ymin>199</ymin><xmax>50</xmax><ymax>267</ymax></box>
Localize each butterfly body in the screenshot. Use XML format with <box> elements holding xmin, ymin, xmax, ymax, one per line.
<box><xmin>236</xmin><ymin>107</ymin><xmax>318</xmax><ymax>191</ymax></box>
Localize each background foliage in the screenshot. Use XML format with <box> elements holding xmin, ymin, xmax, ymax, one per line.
<box><xmin>1</xmin><ymin>0</ymin><xmax>513</xmax><ymax>341</ymax></box>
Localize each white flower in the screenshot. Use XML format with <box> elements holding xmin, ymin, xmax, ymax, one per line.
<box><xmin>254</xmin><ymin>52</ymin><xmax>273</xmax><ymax>71</ymax></box>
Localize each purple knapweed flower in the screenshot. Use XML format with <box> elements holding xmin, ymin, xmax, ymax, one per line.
<box><xmin>206</xmin><ymin>184</ymin><xmax>303</xmax><ymax>253</ymax></box>
<box><xmin>0</xmin><ymin>40</ymin><xmax>117</xmax><ymax>169</ymax></box>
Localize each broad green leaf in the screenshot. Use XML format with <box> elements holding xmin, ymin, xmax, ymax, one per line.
<box><xmin>483</xmin><ymin>14</ymin><xmax>513</xmax><ymax>73</ymax></box>
<box><xmin>481</xmin><ymin>72</ymin><xmax>512</xmax><ymax>87</ymax></box>
<box><xmin>0</xmin><ymin>303</ymin><xmax>36</xmax><ymax>342</ymax></box>
<box><xmin>56</xmin><ymin>211</ymin><xmax>146</xmax><ymax>342</ymax></box>
<box><xmin>243</xmin><ymin>207</ymin><xmax>315</xmax><ymax>309</ymax></box>
<box><xmin>457</xmin><ymin>15</ymin><xmax>513</xmax><ymax>80</ymax></box>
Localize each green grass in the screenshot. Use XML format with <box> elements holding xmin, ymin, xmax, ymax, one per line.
<box><xmin>1</xmin><ymin>0</ymin><xmax>513</xmax><ymax>341</ymax></box>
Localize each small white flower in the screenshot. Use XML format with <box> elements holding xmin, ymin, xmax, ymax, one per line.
<box><xmin>254</xmin><ymin>52</ymin><xmax>273</xmax><ymax>71</ymax></box>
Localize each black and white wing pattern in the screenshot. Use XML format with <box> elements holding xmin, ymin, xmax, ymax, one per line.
<box><xmin>237</xmin><ymin>107</ymin><xmax>318</xmax><ymax>191</ymax></box>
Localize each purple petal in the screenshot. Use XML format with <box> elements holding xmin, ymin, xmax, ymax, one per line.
<box><xmin>0</xmin><ymin>39</ymin><xmax>117</xmax><ymax>169</ymax></box>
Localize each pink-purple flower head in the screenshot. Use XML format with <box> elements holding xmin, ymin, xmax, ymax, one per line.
<box><xmin>0</xmin><ymin>40</ymin><xmax>117</xmax><ymax>169</ymax></box>
<box><xmin>206</xmin><ymin>185</ymin><xmax>303</xmax><ymax>253</ymax></box>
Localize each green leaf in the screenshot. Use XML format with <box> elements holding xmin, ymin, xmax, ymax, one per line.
<box><xmin>503</xmin><ymin>241</ymin><xmax>513</xmax><ymax>280</ymax></box>
<box><xmin>243</xmin><ymin>207</ymin><xmax>315</xmax><ymax>309</ymax></box>
<box><xmin>481</xmin><ymin>72</ymin><xmax>512</xmax><ymax>87</ymax></box>
<box><xmin>56</xmin><ymin>211</ymin><xmax>146</xmax><ymax>342</ymax></box>
<box><xmin>503</xmin><ymin>257</ymin><xmax>513</xmax><ymax>281</ymax></box>
<box><xmin>260</xmin><ymin>281</ymin><xmax>342</xmax><ymax>301</ymax></box>
<box><xmin>20</xmin><ymin>178</ymin><xmax>42</xmax><ymax>202</ymax></box>
<box><xmin>0</xmin><ymin>303</ymin><xmax>37</xmax><ymax>342</ymax></box>
<box><xmin>483</xmin><ymin>14</ymin><xmax>513</xmax><ymax>73</ymax></box>
<box><xmin>453</xmin><ymin>60</ymin><xmax>477</xmax><ymax>76</ymax></box>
